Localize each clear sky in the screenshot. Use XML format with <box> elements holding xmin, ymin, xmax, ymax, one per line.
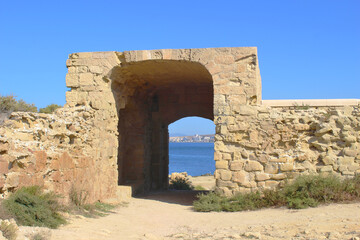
<box><xmin>1</xmin><ymin>1</ymin><xmax>359</xmax><ymax>135</ymax></box>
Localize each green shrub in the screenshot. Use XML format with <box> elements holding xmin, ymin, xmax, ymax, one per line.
<box><xmin>3</xmin><ymin>186</ymin><xmax>66</xmax><ymax>229</ymax></box>
<box><xmin>169</xmin><ymin>176</ymin><xmax>193</xmax><ymax>190</ymax></box>
<box><xmin>282</xmin><ymin>174</ymin><xmax>343</xmax><ymax>208</ymax></box>
<box><xmin>39</xmin><ymin>104</ymin><xmax>62</xmax><ymax>114</ymax></box>
<box><xmin>193</xmin><ymin>192</ymin><xmax>226</xmax><ymax>212</ymax></box>
<box><xmin>0</xmin><ymin>95</ymin><xmax>37</xmax><ymax>113</ymax></box>
<box><xmin>194</xmin><ymin>174</ymin><xmax>360</xmax><ymax>212</ymax></box>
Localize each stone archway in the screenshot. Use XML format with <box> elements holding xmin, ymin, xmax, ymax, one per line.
<box><xmin>110</xmin><ymin>60</ymin><xmax>214</xmax><ymax>193</ymax></box>
<box><xmin>61</xmin><ymin>47</ymin><xmax>262</xmax><ymax>200</ymax></box>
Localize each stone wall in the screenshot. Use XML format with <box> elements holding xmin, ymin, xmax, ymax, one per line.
<box><xmin>0</xmin><ymin>107</ymin><xmax>118</xmax><ymax>202</ymax></box>
<box><xmin>1</xmin><ymin>47</ymin><xmax>359</xmax><ymax>202</ymax></box>
<box><xmin>214</xmin><ymin>105</ymin><xmax>360</xmax><ymax>195</ymax></box>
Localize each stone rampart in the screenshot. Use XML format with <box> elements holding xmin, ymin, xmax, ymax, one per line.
<box><xmin>214</xmin><ymin>104</ymin><xmax>360</xmax><ymax>195</ymax></box>
<box><xmin>0</xmin><ymin>107</ymin><xmax>117</xmax><ymax>202</ymax></box>
<box><xmin>1</xmin><ymin>47</ymin><xmax>359</xmax><ymax>202</ymax></box>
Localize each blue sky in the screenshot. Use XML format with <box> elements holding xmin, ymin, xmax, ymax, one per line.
<box><xmin>1</xmin><ymin>1</ymin><xmax>359</xmax><ymax>135</ymax></box>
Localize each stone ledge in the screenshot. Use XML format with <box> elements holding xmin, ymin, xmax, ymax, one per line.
<box><xmin>262</xmin><ymin>99</ymin><xmax>360</xmax><ymax>107</ymax></box>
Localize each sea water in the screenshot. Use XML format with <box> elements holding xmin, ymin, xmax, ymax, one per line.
<box><xmin>169</xmin><ymin>142</ymin><xmax>215</xmax><ymax>176</ymax></box>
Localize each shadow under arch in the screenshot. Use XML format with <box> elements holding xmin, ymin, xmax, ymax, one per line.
<box><xmin>110</xmin><ymin>59</ymin><xmax>214</xmax><ymax>194</ymax></box>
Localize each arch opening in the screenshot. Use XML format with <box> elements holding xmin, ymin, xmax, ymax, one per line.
<box><xmin>169</xmin><ymin>117</ymin><xmax>215</xmax><ymax>191</ymax></box>
<box><xmin>110</xmin><ymin>60</ymin><xmax>214</xmax><ymax>194</ymax></box>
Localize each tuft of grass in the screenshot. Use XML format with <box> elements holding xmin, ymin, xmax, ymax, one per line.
<box><xmin>194</xmin><ymin>174</ymin><xmax>360</xmax><ymax>212</ymax></box>
<box><xmin>169</xmin><ymin>176</ymin><xmax>194</xmax><ymax>190</ymax></box>
<box><xmin>68</xmin><ymin>187</ymin><xmax>117</xmax><ymax>217</ymax></box>
<box><xmin>0</xmin><ymin>220</ymin><xmax>18</xmax><ymax>240</ymax></box>
<box><xmin>194</xmin><ymin>185</ymin><xmax>207</xmax><ymax>191</ymax></box>
<box><xmin>2</xmin><ymin>186</ymin><xmax>66</xmax><ymax>229</ymax></box>
<box><xmin>29</xmin><ymin>230</ymin><xmax>51</xmax><ymax>240</ymax></box>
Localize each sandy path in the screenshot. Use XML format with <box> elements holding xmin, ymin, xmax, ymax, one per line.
<box><xmin>43</xmin><ymin>191</ymin><xmax>360</xmax><ymax>240</ymax></box>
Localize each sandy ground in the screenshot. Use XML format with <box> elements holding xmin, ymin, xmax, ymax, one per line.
<box><xmin>18</xmin><ymin>176</ymin><xmax>360</xmax><ymax>240</ymax></box>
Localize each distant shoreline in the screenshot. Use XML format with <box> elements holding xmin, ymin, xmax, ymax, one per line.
<box><xmin>169</xmin><ymin>134</ymin><xmax>214</xmax><ymax>143</ymax></box>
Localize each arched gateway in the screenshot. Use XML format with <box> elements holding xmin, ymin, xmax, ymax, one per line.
<box><xmin>65</xmin><ymin>47</ymin><xmax>262</xmax><ymax>197</ymax></box>
<box><xmin>1</xmin><ymin>47</ymin><xmax>358</xmax><ymax>202</ymax></box>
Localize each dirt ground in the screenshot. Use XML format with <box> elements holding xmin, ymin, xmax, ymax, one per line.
<box><xmin>18</xmin><ymin>176</ymin><xmax>360</xmax><ymax>240</ymax></box>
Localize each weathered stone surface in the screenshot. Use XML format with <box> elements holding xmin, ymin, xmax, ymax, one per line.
<box><xmin>245</xmin><ymin>160</ymin><xmax>263</xmax><ymax>171</ymax></box>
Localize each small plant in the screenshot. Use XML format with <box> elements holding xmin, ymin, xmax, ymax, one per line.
<box><xmin>0</xmin><ymin>220</ymin><xmax>18</xmax><ymax>240</ymax></box>
<box><xmin>29</xmin><ymin>230</ymin><xmax>51</xmax><ymax>240</ymax></box>
<box><xmin>293</xmin><ymin>103</ymin><xmax>310</xmax><ymax>110</ymax></box>
<box><xmin>193</xmin><ymin>192</ymin><xmax>226</xmax><ymax>212</ymax></box>
<box><xmin>69</xmin><ymin>187</ymin><xmax>89</xmax><ymax>207</ymax></box>
<box><xmin>39</xmin><ymin>104</ymin><xmax>62</xmax><ymax>114</ymax></box>
<box><xmin>194</xmin><ymin>174</ymin><xmax>360</xmax><ymax>212</ymax></box>
<box><xmin>169</xmin><ymin>176</ymin><xmax>194</xmax><ymax>190</ymax></box>
<box><xmin>2</xmin><ymin>186</ymin><xmax>66</xmax><ymax>229</ymax></box>
<box><xmin>0</xmin><ymin>94</ymin><xmax>37</xmax><ymax>113</ymax></box>
<box><xmin>69</xmin><ymin>187</ymin><xmax>117</xmax><ymax>217</ymax></box>
<box><xmin>194</xmin><ymin>185</ymin><xmax>207</xmax><ymax>191</ymax></box>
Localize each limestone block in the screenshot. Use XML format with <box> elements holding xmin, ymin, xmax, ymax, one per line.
<box><xmin>294</xmin><ymin>124</ymin><xmax>310</xmax><ymax>131</ymax></box>
<box><xmin>233</xmin><ymin>151</ymin><xmax>241</xmax><ymax>161</ymax></box>
<box><xmin>342</xmin><ymin>171</ymin><xmax>355</xmax><ymax>176</ymax></box>
<box><xmin>348</xmin><ymin>165</ymin><xmax>360</xmax><ymax>171</ymax></box>
<box><xmin>228</xmin><ymin>95</ymin><xmax>246</xmax><ymax>105</ymax></box>
<box><xmin>244</xmin><ymin>160</ymin><xmax>263</xmax><ymax>172</ymax></box>
<box><xmin>214</xmin><ymin>94</ymin><xmax>226</xmax><ymax>105</ymax></box>
<box><xmin>344</xmin><ymin>149</ymin><xmax>357</xmax><ymax>157</ymax></box>
<box><xmin>270</xmin><ymin>173</ymin><xmax>286</xmax><ymax>180</ymax></box>
<box><xmin>232</xmin><ymin>170</ymin><xmax>247</xmax><ymax>184</ymax></box>
<box><xmin>233</xmin><ymin>105</ymin><xmax>257</xmax><ymax>116</ymax></box>
<box><xmin>6</xmin><ymin>172</ymin><xmax>19</xmax><ymax>187</ymax></box>
<box><xmin>214</xmin><ymin>151</ymin><xmax>222</xmax><ymax>161</ymax></box>
<box><xmin>0</xmin><ymin>157</ymin><xmax>9</xmax><ymax>174</ymax></box>
<box><xmin>65</xmin><ymin>73</ymin><xmax>79</xmax><ymax>87</ymax></box>
<box><xmin>214</xmin><ymin>105</ymin><xmax>231</xmax><ymax>115</ymax></box>
<box><xmin>280</xmin><ymin>163</ymin><xmax>294</xmax><ymax>172</ymax></box>
<box><xmin>220</xmin><ymin>170</ymin><xmax>232</xmax><ymax>181</ymax></box>
<box><xmin>216</xmin><ymin>179</ymin><xmax>237</xmax><ymax>188</ymax></box>
<box><xmin>241</xmin><ymin>149</ymin><xmax>249</xmax><ymax>159</ymax></box>
<box><xmin>217</xmin><ymin>125</ymin><xmax>228</xmax><ymax>135</ymax></box>
<box><xmin>319</xmin><ymin>166</ymin><xmax>333</xmax><ymax>172</ymax></box>
<box><xmin>79</xmin><ymin>73</ymin><xmax>94</xmax><ymax>86</ymax></box>
<box><xmin>230</xmin><ymin>161</ymin><xmax>244</xmax><ymax>171</ymax></box>
<box><xmin>215</xmin><ymin>161</ymin><xmax>228</xmax><ymax>169</ymax></box>
<box><xmin>322</xmin><ymin>155</ymin><xmax>336</xmax><ymax>165</ymax></box>
<box><xmin>265</xmin><ymin>180</ymin><xmax>279</xmax><ymax>188</ymax></box>
<box><xmin>265</xmin><ymin>163</ymin><xmax>278</xmax><ymax>174</ymax></box>
<box><xmin>89</xmin><ymin>66</ymin><xmax>103</xmax><ymax>74</ymax></box>
<box><xmin>338</xmin><ymin>157</ymin><xmax>355</xmax><ymax>165</ymax></box>
<box><xmin>222</xmin><ymin>153</ymin><xmax>231</xmax><ymax>160</ymax></box>
<box><xmin>255</xmin><ymin>173</ymin><xmax>270</xmax><ymax>181</ymax></box>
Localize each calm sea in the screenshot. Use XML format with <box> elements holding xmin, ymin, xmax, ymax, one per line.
<box><xmin>169</xmin><ymin>142</ymin><xmax>215</xmax><ymax>176</ymax></box>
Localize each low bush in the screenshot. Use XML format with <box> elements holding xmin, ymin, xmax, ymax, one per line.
<box><xmin>169</xmin><ymin>176</ymin><xmax>194</xmax><ymax>190</ymax></box>
<box><xmin>2</xmin><ymin>186</ymin><xmax>66</xmax><ymax>229</ymax></box>
<box><xmin>194</xmin><ymin>174</ymin><xmax>360</xmax><ymax>212</ymax></box>
<box><xmin>39</xmin><ymin>104</ymin><xmax>62</xmax><ymax>114</ymax></box>
<box><xmin>0</xmin><ymin>95</ymin><xmax>37</xmax><ymax>113</ymax></box>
